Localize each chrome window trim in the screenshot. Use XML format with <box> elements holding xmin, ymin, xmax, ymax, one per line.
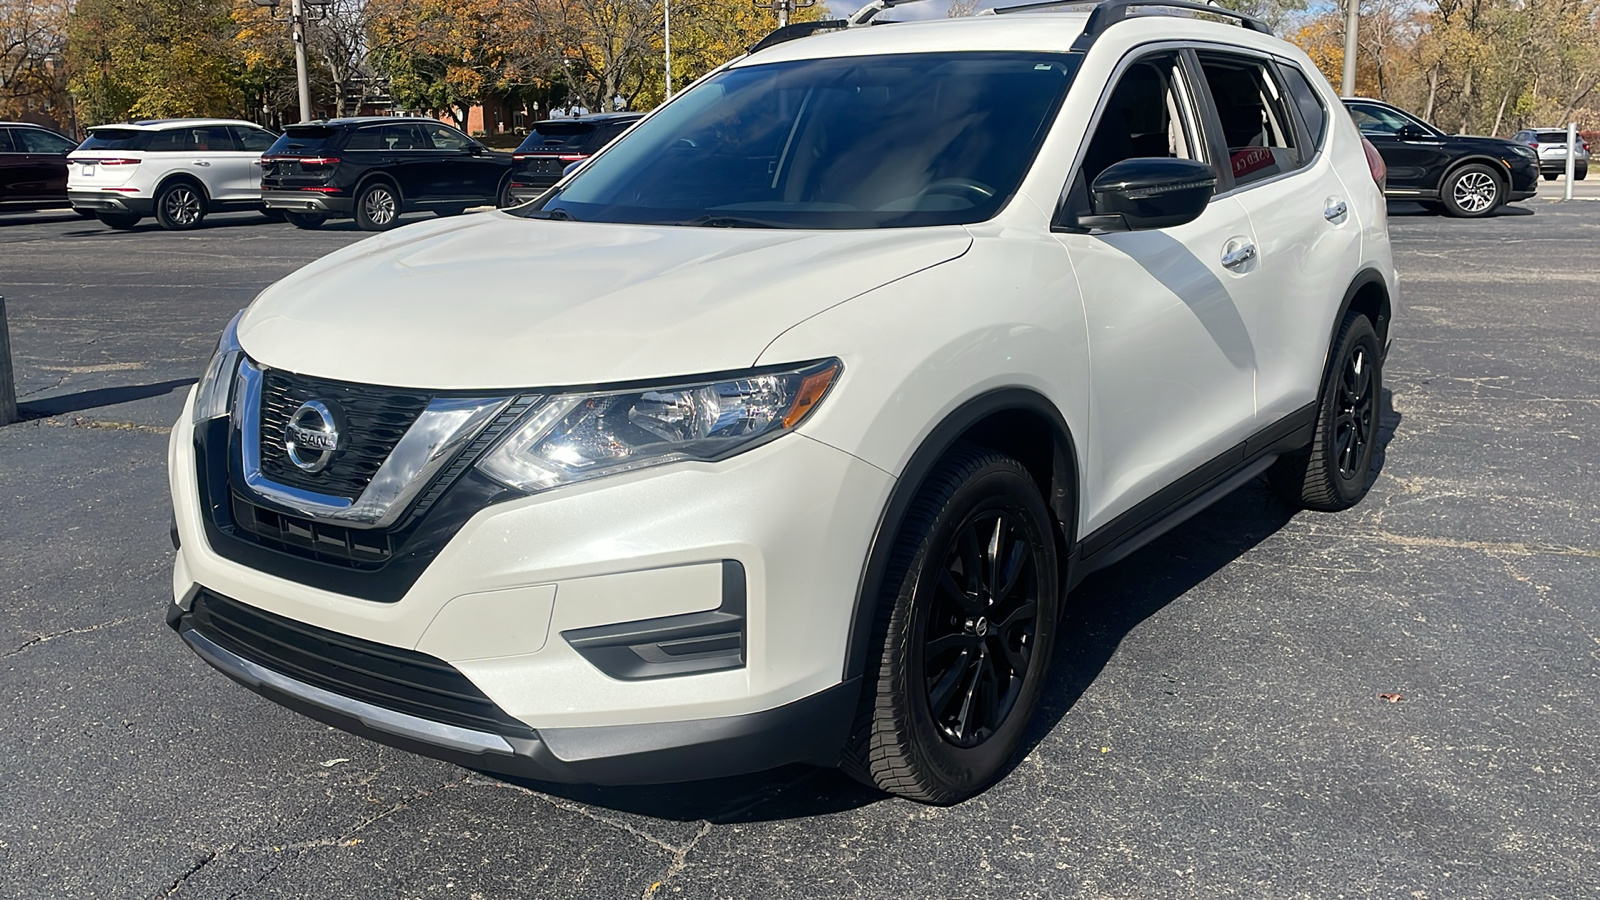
<box><xmin>232</xmin><ymin>359</ymin><xmax>520</xmax><ymax>529</ymax></box>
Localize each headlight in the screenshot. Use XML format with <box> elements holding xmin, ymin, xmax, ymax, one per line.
<box><xmin>192</xmin><ymin>310</ymin><xmax>244</xmax><ymax>424</ymax></box>
<box><xmin>1510</xmin><ymin>144</ymin><xmax>1537</xmax><ymax>159</ymax></box>
<box><xmin>477</xmin><ymin>359</ymin><xmax>841</xmax><ymax>493</ymax></box>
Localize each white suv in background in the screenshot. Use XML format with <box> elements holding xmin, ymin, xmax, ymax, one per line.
<box><xmin>68</xmin><ymin>118</ymin><xmax>278</xmax><ymax>230</ymax></box>
<box><xmin>168</xmin><ymin>0</ymin><xmax>1396</xmax><ymax>804</ymax></box>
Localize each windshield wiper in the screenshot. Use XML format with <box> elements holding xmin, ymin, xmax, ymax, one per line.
<box><xmin>675</xmin><ymin>214</ymin><xmax>779</xmax><ymax>229</ymax></box>
<box><xmin>523</xmin><ymin>207</ymin><xmax>576</xmax><ymax>221</ymax></box>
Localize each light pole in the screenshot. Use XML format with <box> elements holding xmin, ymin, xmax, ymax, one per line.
<box><xmin>1341</xmin><ymin>0</ymin><xmax>1359</xmax><ymax>97</ymax></box>
<box><xmin>664</xmin><ymin>0</ymin><xmax>672</xmax><ymax>98</ymax></box>
<box><xmin>252</xmin><ymin>0</ymin><xmax>331</xmax><ymax>122</ymax></box>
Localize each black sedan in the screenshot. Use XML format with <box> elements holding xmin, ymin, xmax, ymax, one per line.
<box><xmin>1342</xmin><ymin>98</ymin><xmax>1538</xmax><ymax>217</ymax></box>
<box><xmin>261</xmin><ymin>117</ymin><xmax>513</xmax><ymax>231</ymax></box>
<box><xmin>506</xmin><ymin>114</ymin><xmax>642</xmax><ymax>204</ymax></box>
<box><xmin>0</xmin><ymin>122</ymin><xmax>79</xmax><ymax>213</ymax></box>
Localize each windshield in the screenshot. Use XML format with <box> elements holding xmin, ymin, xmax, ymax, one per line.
<box><xmin>529</xmin><ymin>51</ymin><xmax>1080</xmax><ymax>229</ymax></box>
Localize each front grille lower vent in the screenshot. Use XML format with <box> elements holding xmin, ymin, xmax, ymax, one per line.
<box><xmin>231</xmin><ymin>494</ymin><xmax>394</xmax><ymax>567</ymax></box>
<box><xmin>258</xmin><ymin>369</ymin><xmax>432</xmax><ymax>501</ymax></box>
<box><xmin>187</xmin><ymin>591</ymin><xmax>537</xmax><ymax>739</ymax></box>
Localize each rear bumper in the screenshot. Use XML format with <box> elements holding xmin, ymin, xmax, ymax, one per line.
<box><xmin>69</xmin><ymin>191</ymin><xmax>153</xmax><ymax>215</ymax></box>
<box><xmin>263</xmin><ymin>191</ymin><xmax>353</xmax><ymax>215</ymax></box>
<box><xmin>169</xmin><ymin>592</ymin><xmax>857</xmax><ymax>785</ymax></box>
<box><xmin>1539</xmin><ymin>162</ymin><xmax>1588</xmax><ymax>173</ymax></box>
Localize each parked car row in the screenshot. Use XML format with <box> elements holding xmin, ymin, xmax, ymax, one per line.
<box><xmin>2</xmin><ymin>114</ymin><xmax>644</xmax><ymax>231</ymax></box>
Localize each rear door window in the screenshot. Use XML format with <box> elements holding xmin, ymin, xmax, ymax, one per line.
<box><xmin>145</xmin><ymin>126</ymin><xmax>239</xmax><ymax>152</ymax></box>
<box><xmin>382</xmin><ymin>123</ymin><xmax>428</xmax><ymax>151</ymax></box>
<box><xmin>1196</xmin><ymin>53</ymin><xmax>1301</xmax><ymax>188</ymax></box>
<box><xmin>79</xmin><ymin>129</ymin><xmax>148</xmax><ymax>152</ymax></box>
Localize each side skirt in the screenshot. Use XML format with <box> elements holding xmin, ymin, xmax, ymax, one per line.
<box><xmin>1065</xmin><ymin>402</ymin><xmax>1315</xmax><ymax>591</ymax></box>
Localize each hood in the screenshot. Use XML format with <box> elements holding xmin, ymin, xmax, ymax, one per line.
<box><xmin>239</xmin><ymin>213</ymin><xmax>970</xmax><ymax>390</ymax></box>
<box><xmin>1442</xmin><ymin>133</ymin><xmax>1528</xmax><ymax>153</ymax></box>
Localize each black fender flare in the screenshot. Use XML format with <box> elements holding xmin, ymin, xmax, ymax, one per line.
<box><xmin>841</xmin><ymin>387</ymin><xmax>1080</xmax><ymax>683</ymax></box>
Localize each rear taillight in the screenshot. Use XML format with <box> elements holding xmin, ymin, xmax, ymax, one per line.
<box><xmin>1529</xmin><ymin>143</ymin><xmax>1539</xmax><ymax>149</ymax></box>
<box><xmin>558</xmin><ymin>154</ymin><xmax>586</xmax><ymax>161</ymax></box>
<box><xmin>299</xmin><ymin>157</ymin><xmax>340</xmax><ymax>165</ymax></box>
<box><xmin>1361</xmin><ymin>137</ymin><xmax>1387</xmax><ymax>190</ymax></box>
<box><xmin>82</xmin><ymin>157</ymin><xmax>140</xmax><ymax>165</ymax></box>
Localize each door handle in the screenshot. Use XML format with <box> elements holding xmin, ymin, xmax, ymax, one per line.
<box><xmin>1324</xmin><ymin>199</ymin><xmax>1348</xmax><ymax>222</ymax></box>
<box><xmin>192</xmin><ymin>160</ymin><xmax>211</xmax><ymax>167</ymax></box>
<box><xmin>1221</xmin><ymin>241</ymin><xmax>1257</xmax><ymax>269</ymax></box>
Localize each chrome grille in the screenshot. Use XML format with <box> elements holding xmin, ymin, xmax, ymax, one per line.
<box><xmin>257</xmin><ymin>369</ymin><xmax>432</xmax><ymax>501</ymax></box>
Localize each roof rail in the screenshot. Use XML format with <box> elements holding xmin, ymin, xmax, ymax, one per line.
<box><xmin>748</xmin><ymin>19</ymin><xmax>849</xmax><ymax>53</ymax></box>
<box><xmin>988</xmin><ymin>0</ymin><xmax>1270</xmax><ymax>48</ymax></box>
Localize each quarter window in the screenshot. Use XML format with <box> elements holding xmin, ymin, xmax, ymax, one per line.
<box><xmin>1197</xmin><ymin>54</ymin><xmax>1299</xmax><ymax>188</ymax></box>
<box><xmin>1277</xmin><ymin>64</ymin><xmax>1328</xmax><ymax>149</ymax></box>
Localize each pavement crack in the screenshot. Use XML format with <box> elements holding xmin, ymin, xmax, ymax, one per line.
<box><xmin>641</xmin><ymin>822</ymin><xmax>712</xmax><ymax>900</ymax></box>
<box><xmin>1369</xmin><ymin>531</ymin><xmax>1600</xmax><ymax>559</ymax></box>
<box><xmin>3</xmin><ymin>614</ymin><xmax>143</xmax><ymax>659</ymax></box>
<box><xmin>470</xmin><ymin>776</ymin><xmax>701</xmax><ymax>853</ymax></box>
<box><xmin>160</xmin><ymin>844</ymin><xmax>234</xmax><ymax>898</ymax></box>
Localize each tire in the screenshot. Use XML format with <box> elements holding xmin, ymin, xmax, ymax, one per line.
<box><xmin>283</xmin><ymin>211</ymin><xmax>327</xmax><ymax>230</ymax></box>
<box><xmin>495</xmin><ymin>176</ymin><xmax>515</xmax><ymax>209</ymax></box>
<box><xmin>154</xmin><ymin>180</ymin><xmax>207</xmax><ymax>230</ymax></box>
<box><xmin>1543</xmin><ymin>173</ymin><xmax>1557</xmax><ymax>182</ymax></box>
<box><xmin>841</xmin><ymin>444</ymin><xmax>1060</xmax><ymax>805</ymax></box>
<box><xmin>95</xmin><ymin>212</ymin><xmax>142</xmax><ymax>230</ymax></box>
<box><xmin>74</xmin><ymin>208</ymin><xmax>97</xmax><ymax>219</ymax></box>
<box><xmin>1268</xmin><ymin>313</ymin><xmax>1382</xmax><ymax>512</ymax></box>
<box><xmin>1439</xmin><ymin>163</ymin><xmax>1502</xmax><ymax>217</ymax></box>
<box><xmin>261</xmin><ymin>208</ymin><xmax>286</xmax><ymax>222</ymax></box>
<box><xmin>1418</xmin><ymin>201</ymin><xmax>1448</xmax><ymax>214</ymax></box>
<box><xmin>1578</xmin><ymin>166</ymin><xmax>1588</xmax><ymax>181</ymax></box>
<box><xmin>434</xmin><ymin>204</ymin><xmax>470</xmax><ymax>218</ymax></box>
<box><xmin>354</xmin><ymin>181</ymin><xmax>401</xmax><ymax>231</ymax></box>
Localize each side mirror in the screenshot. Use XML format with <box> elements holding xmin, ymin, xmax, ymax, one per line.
<box><xmin>468</xmin><ymin>143</ymin><xmax>488</xmax><ymax>156</ymax></box>
<box><xmin>1074</xmin><ymin>158</ymin><xmax>1217</xmax><ymax>232</ymax></box>
<box><xmin>1397</xmin><ymin>123</ymin><xmax>1428</xmax><ymax>139</ymax></box>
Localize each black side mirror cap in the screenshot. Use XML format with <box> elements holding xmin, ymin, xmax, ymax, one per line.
<box><xmin>1064</xmin><ymin>157</ymin><xmax>1217</xmax><ymax>232</ymax></box>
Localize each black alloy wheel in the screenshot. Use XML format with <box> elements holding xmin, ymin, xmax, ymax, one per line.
<box><xmin>95</xmin><ymin>212</ymin><xmax>141</xmax><ymax>230</ymax></box>
<box><xmin>283</xmin><ymin>211</ymin><xmax>327</xmax><ymax>230</ymax></box>
<box><xmin>155</xmin><ymin>181</ymin><xmax>206</xmax><ymax>230</ymax></box>
<box><xmin>1269</xmin><ymin>312</ymin><xmax>1383</xmax><ymax>511</ymax></box>
<box><xmin>920</xmin><ymin>508</ymin><xmax>1043</xmax><ymax>749</ymax></box>
<box><xmin>842</xmin><ymin>444</ymin><xmax>1059</xmax><ymax>804</ymax></box>
<box><xmin>355</xmin><ymin>182</ymin><xmax>400</xmax><ymax>231</ymax></box>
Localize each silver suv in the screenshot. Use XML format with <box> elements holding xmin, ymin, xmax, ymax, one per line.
<box><xmin>1512</xmin><ymin>128</ymin><xmax>1590</xmax><ymax>181</ymax></box>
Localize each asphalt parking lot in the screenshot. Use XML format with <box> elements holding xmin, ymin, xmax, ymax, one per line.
<box><xmin>2</xmin><ymin>180</ymin><xmax>1598</xmax><ymax>899</ymax></box>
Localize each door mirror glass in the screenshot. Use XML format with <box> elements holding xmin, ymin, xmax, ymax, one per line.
<box><xmin>1079</xmin><ymin>158</ymin><xmax>1216</xmax><ymax>231</ymax></box>
<box><xmin>1397</xmin><ymin>123</ymin><xmax>1428</xmax><ymax>139</ymax></box>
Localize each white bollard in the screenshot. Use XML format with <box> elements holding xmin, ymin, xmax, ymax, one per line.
<box><xmin>1566</xmin><ymin>123</ymin><xmax>1577</xmax><ymax>202</ymax></box>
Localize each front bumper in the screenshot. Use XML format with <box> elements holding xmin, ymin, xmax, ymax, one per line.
<box><xmin>263</xmin><ymin>190</ymin><xmax>354</xmax><ymax>215</ymax></box>
<box><xmin>69</xmin><ymin>190</ymin><xmax>153</xmax><ymax>215</ymax></box>
<box><xmin>168</xmin><ymin>389</ymin><xmax>894</xmax><ymax>781</ymax></box>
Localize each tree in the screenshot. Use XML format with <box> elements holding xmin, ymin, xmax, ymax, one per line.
<box><xmin>367</xmin><ymin>0</ymin><xmax>542</xmax><ymax>128</ymax></box>
<box><xmin>1</xmin><ymin>0</ymin><xmax>73</xmax><ymax>128</ymax></box>
<box><xmin>66</xmin><ymin>0</ymin><xmax>245</xmax><ymax>125</ymax></box>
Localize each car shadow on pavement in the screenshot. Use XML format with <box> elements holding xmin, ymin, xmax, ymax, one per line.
<box><xmin>490</xmin><ymin>391</ymin><xmax>1402</xmax><ymax>820</ymax></box>
<box><xmin>1388</xmin><ymin>201</ymin><xmax>1535</xmax><ymax>217</ymax></box>
<box><xmin>17</xmin><ymin>378</ymin><xmax>196</xmax><ymax>419</ymax></box>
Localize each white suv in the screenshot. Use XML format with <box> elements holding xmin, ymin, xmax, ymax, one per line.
<box><xmin>68</xmin><ymin>118</ymin><xmax>278</xmax><ymax>230</ymax></box>
<box><xmin>167</xmin><ymin>0</ymin><xmax>1395</xmax><ymax>803</ymax></box>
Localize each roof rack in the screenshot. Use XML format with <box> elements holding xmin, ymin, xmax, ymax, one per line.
<box><xmin>748</xmin><ymin>18</ymin><xmax>849</xmax><ymax>53</ymax></box>
<box><xmin>988</xmin><ymin>0</ymin><xmax>1270</xmax><ymax>48</ymax></box>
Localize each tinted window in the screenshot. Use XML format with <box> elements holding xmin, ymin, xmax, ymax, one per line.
<box><xmin>268</xmin><ymin>125</ymin><xmax>340</xmax><ymax>154</ymax></box>
<box><xmin>79</xmin><ymin>129</ymin><xmax>149</xmax><ymax>152</ymax></box>
<box><xmin>146</xmin><ymin>126</ymin><xmax>238</xmax><ymax>152</ymax></box>
<box><xmin>19</xmin><ymin>129</ymin><xmax>76</xmax><ymax>153</ymax></box>
<box><xmin>342</xmin><ymin>126</ymin><xmax>386</xmax><ymax>151</ymax></box>
<box><xmin>536</xmin><ymin>52</ymin><xmax>1081</xmax><ymax>229</ymax></box>
<box><xmin>1197</xmin><ymin>54</ymin><xmax>1300</xmax><ymax>188</ymax></box>
<box><xmin>232</xmin><ymin>126</ymin><xmax>277</xmax><ymax>153</ymax></box>
<box><xmin>422</xmin><ymin>123</ymin><xmax>471</xmax><ymax>150</ymax></box>
<box><xmin>0</xmin><ymin>129</ymin><xmax>13</xmax><ymax>152</ymax></box>
<box><xmin>1347</xmin><ymin>103</ymin><xmax>1423</xmax><ymax>136</ymax></box>
<box><xmin>1080</xmin><ymin>54</ymin><xmax>1203</xmax><ymax>185</ymax></box>
<box><xmin>1278</xmin><ymin>64</ymin><xmax>1327</xmax><ymax>148</ymax></box>
<box><xmin>516</xmin><ymin>122</ymin><xmax>600</xmax><ymax>154</ymax></box>
<box><xmin>1536</xmin><ymin>132</ymin><xmax>1575</xmax><ymax>144</ymax></box>
<box><xmin>382</xmin><ymin>123</ymin><xmax>428</xmax><ymax>150</ymax></box>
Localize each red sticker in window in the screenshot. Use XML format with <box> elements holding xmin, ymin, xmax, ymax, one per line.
<box><xmin>1231</xmin><ymin>147</ymin><xmax>1276</xmax><ymax>179</ymax></box>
